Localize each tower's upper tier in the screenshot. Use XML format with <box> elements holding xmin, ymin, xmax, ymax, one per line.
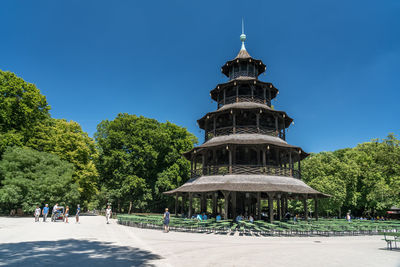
<box><xmin>221</xmin><ymin>51</ymin><xmax>266</xmax><ymax>80</ymax></box>
<box><xmin>221</xmin><ymin>34</ymin><xmax>266</xmax><ymax>79</ymax></box>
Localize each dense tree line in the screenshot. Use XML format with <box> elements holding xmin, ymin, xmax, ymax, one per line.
<box><xmin>0</xmin><ymin>70</ymin><xmax>398</xmax><ymax>216</ymax></box>
<box><xmin>0</xmin><ymin>70</ymin><xmax>196</xmax><ymax>214</ymax></box>
<box><xmin>302</xmin><ymin>134</ymin><xmax>400</xmax><ymax>217</ymax></box>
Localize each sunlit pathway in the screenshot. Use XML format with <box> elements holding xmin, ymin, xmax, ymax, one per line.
<box><xmin>0</xmin><ymin>216</ymin><xmax>398</xmax><ymax>267</ymax></box>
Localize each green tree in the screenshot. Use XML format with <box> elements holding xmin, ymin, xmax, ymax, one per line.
<box><xmin>0</xmin><ymin>70</ymin><xmax>50</xmax><ymax>156</ymax></box>
<box><xmin>0</xmin><ymin>147</ymin><xmax>79</xmax><ymax>213</ymax></box>
<box><xmin>26</xmin><ymin>118</ymin><xmax>99</xmax><ymax>204</ymax></box>
<box><xmin>95</xmin><ymin>113</ymin><xmax>197</xmax><ymax>213</ymax></box>
<box><xmin>302</xmin><ymin>133</ymin><xmax>400</xmax><ymax>217</ymax></box>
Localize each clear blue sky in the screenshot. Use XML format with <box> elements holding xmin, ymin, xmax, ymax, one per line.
<box><xmin>1</xmin><ymin>0</ymin><xmax>399</xmax><ymax>152</ymax></box>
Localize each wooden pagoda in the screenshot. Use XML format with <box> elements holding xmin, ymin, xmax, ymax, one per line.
<box><xmin>165</xmin><ymin>30</ymin><xmax>328</xmax><ymax>222</ymax></box>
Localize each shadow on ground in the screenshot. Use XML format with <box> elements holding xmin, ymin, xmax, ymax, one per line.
<box><xmin>0</xmin><ymin>239</ymin><xmax>163</xmax><ymax>266</ymax></box>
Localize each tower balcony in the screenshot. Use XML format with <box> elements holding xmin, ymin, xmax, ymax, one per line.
<box><xmin>229</xmin><ymin>70</ymin><xmax>257</xmax><ymax>80</ymax></box>
<box><xmin>191</xmin><ymin>164</ymin><xmax>301</xmax><ymax>179</ymax></box>
<box><xmin>205</xmin><ymin>126</ymin><xmax>285</xmax><ymax>141</ymax></box>
<box><xmin>218</xmin><ymin>95</ymin><xmax>266</xmax><ymax>108</ymax></box>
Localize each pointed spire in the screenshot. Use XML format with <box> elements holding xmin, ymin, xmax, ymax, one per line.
<box><xmin>236</xmin><ymin>19</ymin><xmax>251</xmax><ymax>59</ymax></box>
<box><xmin>240</xmin><ymin>18</ymin><xmax>246</xmax><ymax>51</ymax></box>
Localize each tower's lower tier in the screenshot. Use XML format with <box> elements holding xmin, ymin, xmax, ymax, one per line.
<box><xmin>164</xmin><ymin>174</ymin><xmax>328</xmax><ymax>221</ymax></box>
<box><xmin>164</xmin><ymin>174</ymin><xmax>326</xmax><ymax>196</ymax></box>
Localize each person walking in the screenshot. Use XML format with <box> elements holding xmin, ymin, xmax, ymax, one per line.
<box><xmin>42</xmin><ymin>204</ymin><xmax>49</xmax><ymax>222</ymax></box>
<box><xmin>64</xmin><ymin>206</ymin><xmax>69</xmax><ymax>223</ymax></box>
<box><xmin>34</xmin><ymin>206</ymin><xmax>41</xmax><ymax>222</ymax></box>
<box><xmin>51</xmin><ymin>203</ymin><xmax>59</xmax><ymax>222</ymax></box>
<box><xmin>75</xmin><ymin>204</ymin><xmax>80</xmax><ymax>223</ymax></box>
<box><xmin>105</xmin><ymin>205</ymin><xmax>112</xmax><ymax>224</ymax></box>
<box><xmin>163</xmin><ymin>208</ymin><xmax>170</xmax><ymax>233</ymax></box>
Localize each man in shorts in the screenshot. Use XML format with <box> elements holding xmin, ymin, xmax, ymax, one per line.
<box><xmin>51</xmin><ymin>203</ymin><xmax>58</xmax><ymax>222</ymax></box>
<box><xmin>105</xmin><ymin>205</ymin><xmax>112</xmax><ymax>224</ymax></box>
<box><xmin>42</xmin><ymin>204</ymin><xmax>49</xmax><ymax>222</ymax></box>
<box><xmin>34</xmin><ymin>206</ymin><xmax>41</xmax><ymax>222</ymax></box>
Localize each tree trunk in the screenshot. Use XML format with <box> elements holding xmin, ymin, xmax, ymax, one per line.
<box><xmin>128</xmin><ymin>201</ymin><xmax>133</xmax><ymax>214</ymax></box>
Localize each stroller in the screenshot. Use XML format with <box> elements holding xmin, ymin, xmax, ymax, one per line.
<box><xmin>51</xmin><ymin>206</ymin><xmax>65</xmax><ymax>222</ymax></box>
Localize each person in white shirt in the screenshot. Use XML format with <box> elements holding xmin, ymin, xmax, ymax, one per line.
<box><xmin>51</xmin><ymin>203</ymin><xmax>58</xmax><ymax>222</ymax></box>
<box><xmin>106</xmin><ymin>206</ymin><xmax>112</xmax><ymax>224</ymax></box>
<box><xmin>34</xmin><ymin>206</ymin><xmax>41</xmax><ymax>222</ymax></box>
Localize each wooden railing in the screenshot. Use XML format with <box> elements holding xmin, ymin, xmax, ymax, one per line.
<box><xmin>191</xmin><ymin>165</ymin><xmax>301</xmax><ymax>179</ymax></box>
<box><xmin>230</xmin><ymin>71</ymin><xmax>257</xmax><ymax>80</ymax></box>
<box><xmin>218</xmin><ymin>95</ymin><xmax>265</xmax><ymax>106</ymax></box>
<box><xmin>205</xmin><ymin>126</ymin><xmax>278</xmax><ymax>141</ymax></box>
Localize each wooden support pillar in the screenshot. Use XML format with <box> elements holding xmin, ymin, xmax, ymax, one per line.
<box><xmin>263</xmin><ymin>87</ymin><xmax>266</xmax><ymax>104</ymax></box>
<box><xmin>222</xmin><ymin>191</ymin><xmax>231</xmax><ymax>220</ymax></box>
<box><xmin>236</xmin><ymin>85</ymin><xmax>239</xmax><ymax>102</ymax></box>
<box><xmin>202</xmin><ymin>153</ymin><xmax>206</xmax><ymax>176</ymax></box>
<box><xmin>223</xmin><ymin>89</ymin><xmax>226</xmax><ymax>105</ymax></box>
<box><xmin>233</xmin><ymin>113</ymin><xmax>236</xmax><ymax>134</ymax></box>
<box><xmin>277</xmin><ymin>195</ymin><xmax>282</xmax><ymax>221</ymax></box>
<box><xmin>181</xmin><ymin>194</ymin><xmax>186</xmax><ymax>216</ymax></box>
<box><xmin>314</xmin><ymin>197</ymin><xmax>319</xmax><ymax>221</ymax></box>
<box><xmin>201</xmin><ymin>192</ymin><xmax>206</xmax><ymax>213</ymax></box>
<box><xmin>213</xmin><ymin>116</ymin><xmax>216</xmax><ymax>137</ymax></box>
<box><xmin>284</xmin><ymin>196</ymin><xmax>288</xmax><ymax>215</ymax></box>
<box><xmin>175</xmin><ymin>193</ymin><xmax>178</xmax><ymax>216</ymax></box>
<box><xmin>256</xmin><ymin>113</ymin><xmax>260</xmax><ymax>133</ymax></box>
<box><xmin>274</xmin><ymin>116</ymin><xmax>278</xmax><ymax>135</ymax></box>
<box><xmin>228</xmin><ymin>147</ymin><xmax>232</xmax><ymax>174</ymax></box>
<box><xmin>188</xmin><ymin>193</ymin><xmax>193</xmax><ymax>218</ymax></box>
<box><xmin>212</xmin><ymin>192</ymin><xmax>217</xmax><ymax>216</ymax></box>
<box><xmin>303</xmin><ymin>195</ymin><xmax>308</xmax><ymax>221</ymax></box>
<box><xmin>282</xmin><ymin>116</ymin><xmax>286</xmax><ymax>140</ymax></box>
<box><xmin>281</xmin><ymin>197</ymin><xmax>285</xmax><ymax>218</ymax></box>
<box><xmin>268</xmin><ymin>193</ymin><xmax>274</xmax><ymax>223</ymax></box>
<box><xmin>262</xmin><ymin>149</ymin><xmax>266</xmax><ymax>167</ymax></box>
<box><xmin>257</xmin><ymin>192</ymin><xmax>261</xmax><ymax>220</ymax></box>
<box><xmin>232</xmin><ymin>191</ymin><xmax>237</xmax><ymax>219</ymax></box>
<box><xmin>268</xmin><ymin>89</ymin><xmax>272</xmax><ymax>106</ymax></box>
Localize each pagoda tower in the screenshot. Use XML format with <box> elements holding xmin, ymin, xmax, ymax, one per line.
<box><xmin>165</xmin><ymin>28</ymin><xmax>327</xmax><ymax>222</ymax></box>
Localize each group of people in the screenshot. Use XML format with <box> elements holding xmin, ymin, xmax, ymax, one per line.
<box><xmin>34</xmin><ymin>203</ymin><xmax>80</xmax><ymax>223</ymax></box>
<box><xmin>235</xmin><ymin>214</ymin><xmax>254</xmax><ymax>223</ymax></box>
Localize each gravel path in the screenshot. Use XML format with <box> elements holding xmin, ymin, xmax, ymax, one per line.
<box><xmin>0</xmin><ymin>216</ymin><xmax>398</xmax><ymax>267</ymax></box>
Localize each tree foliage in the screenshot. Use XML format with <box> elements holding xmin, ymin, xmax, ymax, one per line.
<box><xmin>26</xmin><ymin>118</ymin><xmax>99</xmax><ymax>203</ymax></box>
<box><xmin>303</xmin><ymin>134</ymin><xmax>400</xmax><ymax>216</ymax></box>
<box><xmin>0</xmin><ymin>147</ymin><xmax>79</xmax><ymax>213</ymax></box>
<box><xmin>95</xmin><ymin>113</ymin><xmax>197</xmax><ymax>212</ymax></box>
<box><xmin>0</xmin><ymin>70</ymin><xmax>50</xmax><ymax>155</ymax></box>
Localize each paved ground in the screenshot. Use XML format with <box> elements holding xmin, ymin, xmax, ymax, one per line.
<box><xmin>0</xmin><ymin>216</ymin><xmax>398</xmax><ymax>267</ymax></box>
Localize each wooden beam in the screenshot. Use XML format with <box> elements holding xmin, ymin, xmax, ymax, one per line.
<box><xmin>228</xmin><ymin>148</ymin><xmax>232</xmax><ymax>174</ymax></box>
<box><xmin>277</xmin><ymin>195</ymin><xmax>281</xmax><ymax>221</ymax></box>
<box><xmin>232</xmin><ymin>191</ymin><xmax>237</xmax><ymax>219</ymax></box>
<box><xmin>233</xmin><ymin>113</ymin><xmax>236</xmax><ymax>134</ymax></box>
<box><xmin>188</xmin><ymin>193</ymin><xmax>193</xmax><ymax>218</ymax></box>
<box><xmin>175</xmin><ymin>193</ymin><xmax>178</xmax><ymax>216</ymax></box>
<box><xmin>268</xmin><ymin>193</ymin><xmax>274</xmax><ymax>223</ymax></box>
<box><xmin>257</xmin><ymin>192</ymin><xmax>261</xmax><ymax>220</ymax></box>
<box><xmin>181</xmin><ymin>194</ymin><xmax>186</xmax><ymax>215</ymax></box>
<box><xmin>303</xmin><ymin>195</ymin><xmax>308</xmax><ymax>221</ymax></box>
<box><xmin>314</xmin><ymin>196</ymin><xmax>319</xmax><ymax>221</ymax></box>
<box><xmin>201</xmin><ymin>192</ymin><xmax>206</xmax><ymax>213</ymax></box>
<box><xmin>212</xmin><ymin>192</ymin><xmax>217</xmax><ymax>216</ymax></box>
<box><xmin>222</xmin><ymin>191</ymin><xmax>231</xmax><ymax>220</ymax></box>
